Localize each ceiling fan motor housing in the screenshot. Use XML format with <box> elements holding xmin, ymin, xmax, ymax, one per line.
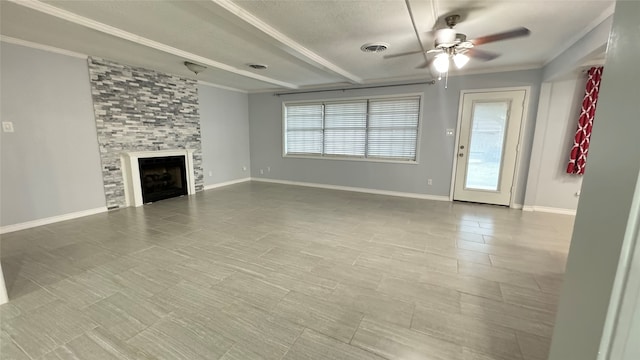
<box><xmin>435</xmin><ymin>14</ymin><xmax>474</xmax><ymax>49</ymax></box>
<box><xmin>435</xmin><ymin>28</ymin><xmax>457</xmax><ymax>48</ymax></box>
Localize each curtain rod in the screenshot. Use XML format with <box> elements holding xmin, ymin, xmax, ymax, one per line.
<box><xmin>274</xmin><ymin>80</ymin><xmax>436</xmax><ymax>97</ymax></box>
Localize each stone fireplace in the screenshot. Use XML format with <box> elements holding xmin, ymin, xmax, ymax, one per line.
<box><xmin>88</xmin><ymin>57</ymin><xmax>204</xmax><ymax>209</ymax></box>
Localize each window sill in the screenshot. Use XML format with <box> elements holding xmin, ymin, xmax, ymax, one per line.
<box><xmin>283</xmin><ymin>154</ymin><xmax>419</xmax><ymax>165</ymax></box>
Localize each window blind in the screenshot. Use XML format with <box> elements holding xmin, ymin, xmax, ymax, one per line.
<box><xmin>324</xmin><ymin>101</ymin><xmax>367</xmax><ymax>157</ymax></box>
<box><xmin>367</xmin><ymin>97</ymin><xmax>420</xmax><ymax>160</ymax></box>
<box><xmin>283</xmin><ymin>96</ymin><xmax>420</xmax><ymax>162</ymax></box>
<box><xmin>285</xmin><ymin>103</ymin><xmax>323</xmax><ymax>155</ymax></box>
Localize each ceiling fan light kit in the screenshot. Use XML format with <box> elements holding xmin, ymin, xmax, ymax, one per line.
<box><xmin>453</xmin><ymin>53</ymin><xmax>470</xmax><ymax>69</ymax></box>
<box><xmin>385</xmin><ymin>8</ymin><xmax>531</xmax><ymax>87</ymax></box>
<box><xmin>434</xmin><ymin>53</ymin><xmax>450</xmax><ymax>73</ymax></box>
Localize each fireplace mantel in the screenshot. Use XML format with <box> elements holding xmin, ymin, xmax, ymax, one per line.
<box><xmin>120</xmin><ymin>149</ymin><xmax>196</xmax><ymax>207</ymax></box>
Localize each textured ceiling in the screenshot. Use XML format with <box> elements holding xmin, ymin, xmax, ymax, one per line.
<box><xmin>0</xmin><ymin>0</ymin><xmax>614</xmax><ymax>92</ymax></box>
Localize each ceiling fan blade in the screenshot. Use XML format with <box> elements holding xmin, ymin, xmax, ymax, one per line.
<box><xmin>470</xmin><ymin>27</ymin><xmax>530</xmax><ymax>45</ymax></box>
<box><xmin>467</xmin><ymin>48</ymin><xmax>500</xmax><ymax>61</ymax></box>
<box><xmin>384</xmin><ymin>49</ymin><xmax>428</xmax><ymax>59</ymax></box>
<box><xmin>416</xmin><ymin>57</ymin><xmax>435</xmax><ymax>69</ymax></box>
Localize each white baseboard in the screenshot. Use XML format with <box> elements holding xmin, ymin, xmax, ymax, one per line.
<box><xmin>511</xmin><ymin>203</ymin><xmax>524</xmax><ymax>210</ymax></box>
<box><xmin>203</xmin><ymin>177</ymin><xmax>251</xmax><ymax>191</ymax></box>
<box><xmin>0</xmin><ymin>206</ymin><xmax>108</xmax><ymax>234</ymax></box>
<box><xmin>4</xmin><ymin>179</ymin><xmax>538</xmax><ymax>234</ymax></box>
<box><xmin>522</xmin><ymin>205</ymin><xmax>577</xmax><ymax>215</ymax></box>
<box><xmin>251</xmin><ymin>177</ymin><xmax>450</xmax><ymax>202</ymax></box>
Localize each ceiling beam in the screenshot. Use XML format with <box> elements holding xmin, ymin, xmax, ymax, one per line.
<box><xmin>211</xmin><ymin>0</ymin><xmax>363</xmax><ymax>84</ymax></box>
<box><xmin>9</xmin><ymin>0</ymin><xmax>298</xmax><ymax>89</ymax></box>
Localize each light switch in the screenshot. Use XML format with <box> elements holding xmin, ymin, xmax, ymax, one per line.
<box><xmin>2</xmin><ymin>122</ymin><xmax>14</xmax><ymax>133</ymax></box>
<box><xmin>445</xmin><ymin>128</ymin><xmax>455</xmax><ymax>136</ymax></box>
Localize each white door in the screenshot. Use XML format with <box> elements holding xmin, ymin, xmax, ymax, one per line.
<box><xmin>453</xmin><ymin>90</ymin><xmax>526</xmax><ymax>206</ymax></box>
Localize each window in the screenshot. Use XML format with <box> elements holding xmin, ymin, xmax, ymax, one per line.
<box><xmin>284</xmin><ymin>96</ymin><xmax>420</xmax><ymax>162</ymax></box>
<box><xmin>283</xmin><ymin>103</ymin><xmax>323</xmax><ymax>155</ymax></box>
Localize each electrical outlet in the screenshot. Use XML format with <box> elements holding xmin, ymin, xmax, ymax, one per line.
<box><xmin>267</xmin><ymin>166</ymin><xmax>271</xmax><ymax>172</ymax></box>
<box><xmin>242</xmin><ymin>166</ymin><xmax>247</xmax><ymax>171</ymax></box>
<box><xmin>427</xmin><ymin>179</ymin><xmax>433</xmax><ymax>185</ymax></box>
<box><xmin>260</xmin><ymin>169</ymin><xmax>264</xmax><ymax>175</ymax></box>
<box><xmin>2</xmin><ymin>122</ymin><xmax>14</xmax><ymax>133</ymax></box>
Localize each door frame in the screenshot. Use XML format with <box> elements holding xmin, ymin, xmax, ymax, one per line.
<box><xmin>448</xmin><ymin>86</ymin><xmax>531</xmax><ymax>208</ymax></box>
<box><xmin>597</xmin><ymin>168</ymin><xmax>640</xmax><ymax>360</ymax></box>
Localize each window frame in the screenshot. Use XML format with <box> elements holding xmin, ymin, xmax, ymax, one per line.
<box><xmin>282</xmin><ymin>93</ymin><xmax>423</xmax><ymax>165</ymax></box>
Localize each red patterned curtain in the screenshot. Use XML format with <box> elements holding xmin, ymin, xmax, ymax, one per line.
<box><xmin>567</xmin><ymin>66</ymin><xmax>604</xmax><ymax>175</ymax></box>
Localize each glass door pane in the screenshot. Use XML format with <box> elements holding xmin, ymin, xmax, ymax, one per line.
<box><xmin>464</xmin><ymin>101</ymin><xmax>510</xmax><ymax>191</ymax></box>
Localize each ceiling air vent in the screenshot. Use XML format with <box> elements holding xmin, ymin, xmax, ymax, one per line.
<box><xmin>360</xmin><ymin>43</ymin><xmax>389</xmax><ymax>53</ymax></box>
<box><xmin>248</xmin><ymin>64</ymin><xmax>268</xmax><ymax>70</ymax></box>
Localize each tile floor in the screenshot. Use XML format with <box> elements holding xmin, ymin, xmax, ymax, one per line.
<box><xmin>0</xmin><ymin>182</ymin><xmax>573</xmax><ymax>360</ymax></box>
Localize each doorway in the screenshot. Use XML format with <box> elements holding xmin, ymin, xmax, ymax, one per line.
<box><xmin>453</xmin><ymin>89</ymin><xmax>527</xmax><ymax>206</ymax></box>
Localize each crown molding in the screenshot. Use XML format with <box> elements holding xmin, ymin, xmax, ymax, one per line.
<box><xmin>198</xmin><ymin>80</ymin><xmax>248</xmax><ymax>94</ymax></box>
<box><xmin>1</xmin><ymin>35</ymin><xmax>254</xmax><ymax>93</ymax></box>
<box><xmin>361</xmin><ymin>63</ymin><xmax>543</xmax><ymax>84</ymax></box>
<box><xmin>446</xmin><ymin>63</ymin><xmax>543</xmax><ymax>77</ymax></box>
<box><xmin>8</xmin><ymin>0</ymin><xmax>297</xmax><ymax>89</ymax></box>
<box><xmin>0</xmin><ymin>35</ymin><xmax>87</xmax><ymax>59</ymax></box>
<box><xmin>247</xmin><ymin>64</ymin><xmax>543</xmax><ymax>94</ymax></box>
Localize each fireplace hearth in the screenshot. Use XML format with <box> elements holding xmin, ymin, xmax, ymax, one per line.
<box><xmin>138</xmin><ymin>156</ymin><xmax>187</xmax><ymax>204</ymax></box>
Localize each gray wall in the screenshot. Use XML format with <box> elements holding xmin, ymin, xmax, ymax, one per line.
<box><xmin>0</xmin><ymin>43</ymin><xmax>253</xmax><ymax>227</ymax></box>
<box><xmin>0</xmin><ymin>42</ymin><xmax>105</xmax><ymax>227</ymax></box>
<box><xmin>523</xmin><ymin>9</ymin><xmax>612</xmax><ymax>211</ymax></box>
<box><xmin>249</xmin><ymin>69</ymin><xmax>542</xmax><ymax>204</ymax></box>
<box><xmin>199</xmin><ymin>85</ymin><xmax>251</xmax><ymax>185</ymax></box>
<box><xmin>549</xmin><ymin>1</ymin><xmax>640</xmax><ymax>359</ymax></box>
<box><xmin>525</xmin><ymin>77</ymin><xmax>586</xmax><ymax>210</ymax></box>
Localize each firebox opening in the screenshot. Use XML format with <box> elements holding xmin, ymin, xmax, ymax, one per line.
<box><xmin>138</xmin><ymin>156</ymin><xmax>188</xmax><ymax>204</ymax></box>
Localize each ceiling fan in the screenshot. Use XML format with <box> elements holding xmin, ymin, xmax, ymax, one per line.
<box><xmin>385</xmin><ymin>14</ymin><xmax>531</xmax><ymax>73</ymax></box>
